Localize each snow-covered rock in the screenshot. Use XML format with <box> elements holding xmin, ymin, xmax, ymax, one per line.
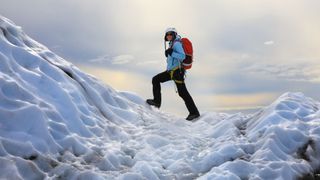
<box><xmin>0</xmin><ymin>15</ymin><xmax>319</xmax><ymax>179</ymax></box>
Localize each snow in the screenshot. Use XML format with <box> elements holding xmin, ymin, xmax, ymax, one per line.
<box><xmin>0</xmin><ymin>15</ymin><xmax>320</xmax><ymax>179</ymax></box>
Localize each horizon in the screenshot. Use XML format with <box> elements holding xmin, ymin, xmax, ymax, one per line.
<box><xmin>1</xmin><ymin>0</ymin><xmax>320</xmax><ymax>116</ymax></box>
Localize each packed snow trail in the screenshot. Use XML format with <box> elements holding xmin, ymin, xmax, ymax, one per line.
<box><xmin>0</xmin><ymin>16</ymin><xmax>320</xmax><ymax>179</ymax></box>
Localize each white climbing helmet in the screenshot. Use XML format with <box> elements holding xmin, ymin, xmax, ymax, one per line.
<box><xmin>165</xmin><ymin>27</ymin><xmax>177</xmax><ymax>34</ymax></box>
<box><xmin>164</xmin><ymin>27</ymin><xmax>178</xmax><ymax>41</ymax></box>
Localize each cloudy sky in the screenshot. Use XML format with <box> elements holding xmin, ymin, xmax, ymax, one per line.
<box><xmin>1</xmin><ymin>0</ymin><xmax>320</xmax><ymax>116</ymax></box>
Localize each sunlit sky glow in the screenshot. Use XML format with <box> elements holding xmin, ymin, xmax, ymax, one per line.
<box><xmin>1</xmin><ymin>0</ymin><xmax>320</xmax><ymax>116</ymax></box>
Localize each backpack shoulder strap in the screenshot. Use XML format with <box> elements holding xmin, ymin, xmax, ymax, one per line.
<box><xmin>171</xmin><ymin>39</ymin><xmax>182</xmax><ymax>48</ymax></box>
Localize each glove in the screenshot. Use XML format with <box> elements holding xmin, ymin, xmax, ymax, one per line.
<box><xmin>165</xmin><ymin>48</ymin><xmax>173</xmax><ymax>57</ymax></box>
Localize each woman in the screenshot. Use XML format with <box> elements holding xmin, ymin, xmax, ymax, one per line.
<box><xmin>146</xmin><ymin>27</ymin><xmax>200</xmax><ymax>121</ymax></box>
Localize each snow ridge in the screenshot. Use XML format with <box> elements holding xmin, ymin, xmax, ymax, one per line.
<box><xmin>0</xmin><ymin>16</ymin><xmax>320</xmax><ymax>179</ymax></box>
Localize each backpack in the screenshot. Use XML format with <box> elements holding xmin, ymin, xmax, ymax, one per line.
<box><xmin>180</xmin><ymin>38</ymin><xmax>193</xmax><ymax>70</ymax></box>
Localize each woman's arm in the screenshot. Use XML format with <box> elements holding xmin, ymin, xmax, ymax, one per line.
<box><xmin>171</xmin><ymin>42</ymin><xmax>186</xmax><ymax>61</ymax></box>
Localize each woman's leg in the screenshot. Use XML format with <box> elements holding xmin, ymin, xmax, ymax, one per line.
<box><xmin>152</xmin><ymin>71</ymin><xmax>171</xmax><ymax>106</ymax></box>
<box><xmin>173</xmin><ymin>69</ymin><xmax>200</xmax><ymax>115</ymax></box>
<box><xmin>176</xmin><ymin>83</ymin><xmax>200</xmax><ymax>115</ymax></box>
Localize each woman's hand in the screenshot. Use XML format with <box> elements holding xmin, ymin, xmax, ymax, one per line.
<box><xmin>165</xmin><ymin>48</ymin><xmax>173</xmax><ymax>57</ymax></box>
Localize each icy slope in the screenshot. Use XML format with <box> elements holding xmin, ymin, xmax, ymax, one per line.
<box><xmin>0</xmin><ymin>16</ymin><xmax>320</xmax><ymax>179</ymax></box>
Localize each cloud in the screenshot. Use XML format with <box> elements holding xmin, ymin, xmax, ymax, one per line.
<box><xmin>77</xmin><ymin>64</ymin><xmax>150</xmax><ymax>93</ymax></box>
<box><xmin>136</xmin><ymin>60</ymin><xmax>160</xmax><ymax>66</ymax></box>
<box><xmin>244</xmin><ymin>62</ymin><xmax>320</xmax><ymax>82</ymax></box>
<box><xmin>89</xmin><ymin>54</ymin><xmax>134</xmax><ymax>65</ymax></box>
<box><xmin>88</xmin><ymin>55</ymin><xmax>111</xmax><ymax>63</ymax></box>
<box><xmin>264</xmin><ymin>41</ymin><xmax>274</xmax><ymax>45</ymax></box>
<box><xmin>200</xmin><ymin>92</ymin><xmax>276</xmax><ymax>108</ymax></box>
<box><xmin>112</xmin><ymin>55</ymin><xmax>134</xmax><ymax>64</ymax></box>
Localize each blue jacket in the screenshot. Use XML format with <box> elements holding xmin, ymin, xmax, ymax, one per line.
<box><xmin>166</xmin><ymin>36</ymin><xmax>185</xmax><ymax>71</ymax></box>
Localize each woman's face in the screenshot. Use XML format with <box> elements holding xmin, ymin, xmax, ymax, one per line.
<box><xmin>166</xmin><ymin>33</ymin><xmax>173</xmax><ymax>41</ymax></box>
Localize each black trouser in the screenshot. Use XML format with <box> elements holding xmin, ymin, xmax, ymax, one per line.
<box><xmin>152</xmin><ymin>69</ymin><xmax>199</xmax><ymax>115</ymax></box>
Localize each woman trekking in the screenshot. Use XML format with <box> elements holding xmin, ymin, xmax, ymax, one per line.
<box><xmin>146</xmin><ymin>27</ymin><xmax>200</xmax><ymax>121</ymax></box>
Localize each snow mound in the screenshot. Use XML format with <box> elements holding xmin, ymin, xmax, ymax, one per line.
<box><xmin>199</xmin><ymin>92</ymin><xmax>320</xmax><ymax>179</ymax></box>
<box><xmin>0</xmin><ymin>15</ymin><xmax>320</xmax><ymax>179</ymax></box>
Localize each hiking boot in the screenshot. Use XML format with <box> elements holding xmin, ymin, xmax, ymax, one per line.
<box><xmin>146</xmin><ymin>99</ymin><xmax>160</xmax><ymax>108</ymax></box>
<box><xmin>186</xmin><ymin>113</ymin><xmax>200</xmax><ymax>121</ymax></box>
